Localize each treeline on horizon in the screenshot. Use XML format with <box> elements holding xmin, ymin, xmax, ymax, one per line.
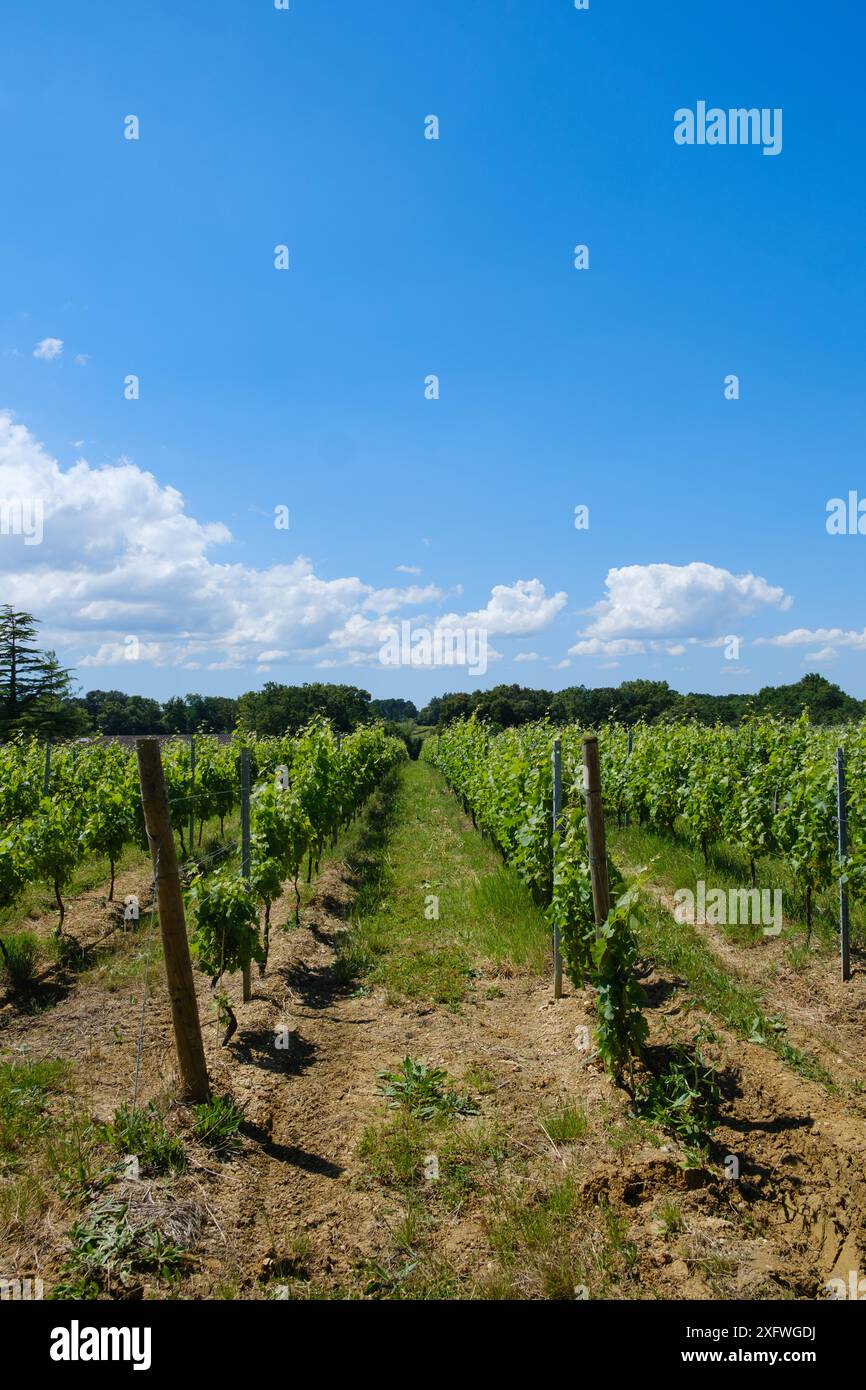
<box><xmin>419</xmin><ymin>673</ymin><xmax>865</xmax><ymax>730</ymax></box>
<box><xmin>5</xmin><ymin>607</ymin><xmax>861</xmax><ymax>742</ymax></box>
<box><xmin>37</xmin><ymin>673</ymin><xmax>866</xmax><ymax>739</ymax></box>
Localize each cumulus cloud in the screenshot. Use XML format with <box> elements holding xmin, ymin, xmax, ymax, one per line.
<box><xmin>514</xmin><ymin>651</ymin><xmax>540</xmax><ymax>663</ymax></box>
<box><xmin>395</xmin><ymin>564</ymin><xmax>421</xmax><ymax>575</ymax></box>
<box><xmin>78</xmin><ymin>641</ymin><xmax>163</xmax><ymax>667</ymax></box>
<box><xmin>570</xmin><ymin>562</ymin><xmax>791</xmax><ymax>657</ymax></box>
<box><xmin>361</xmin><ymin>584</ymin><xmax>443</xmax><ymax>616</ymax></box>
<box><xmin>461</xmin><ymin>578</ymin><xmax>567</xmax><ymax>635</ymax></box>
<box><xmin>805</xmin><ymin>647</ymin><xmax>836</xmax><ymax>662</ymax></box>
<box><xmin>33</xmin><ymin>338</ymin><xmax>63</xmax><ymax>360</ymax></box>
<box><xmin>583</xmin><ymin>563</ymin><xmax>790</xmax><ymax>641</ymax></box>
<box><xmin>571</xmin><ymin>638</ymin><xmax>645</xmax><ymax>657</ymax></box>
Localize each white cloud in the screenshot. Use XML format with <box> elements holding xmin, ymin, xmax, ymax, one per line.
<box><xmin>33</xmin><ymin>338</ymin><xmax>63</xmax><ymax>361</ymax></box>
<box><xmin>805</xmin><ymin>647</ymin><xmax>836</xmax><ymax>662</ymax></box>
<box><xmin>74</xmin><ymin>353</ymin><xmax>89</xmax><ymax>366</ymax></box>
<box><xmin>756</xmin><ymin>627</ymin><xmax>866</xmax><ymax>651</ymax></box>
<box><xmin>571</xmin><ymin>638</ymin><xmax>647</xmax><ymax>657</ymax></box>
<box><xmin>78</xmin><ymin>641</ymin><xmax>163</xmax><ymax>667</ymax></box>
<box><xmin>361</xmin><ymin>584</ymin><xmax>443</xmax><ymax>616</ymax></box>
<box><xmin>459</xmin><ymin>578</ymin><xmax>567</xmax><ymax>636</ymax></box>
<box><xmin>395</xmin><ymin>564</ymin><xmax>421</xmax><ymax>576</ymax></box>
<box><xmin>514</xmin><ymin>651</ymin><xmax>540</xmax><ymax>663</ymax></box>
<box><xmin>552</xmin><ymin>658</ymin><xmax>571</xmax><ymax>670</ymax></box>
<box><xmin>582</xmin><ymin>563</ymin><xmax>791</xmax><ymax>642</ymax></box>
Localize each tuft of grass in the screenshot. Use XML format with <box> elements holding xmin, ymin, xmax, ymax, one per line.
<box><xmin>603</xmin><ymin>1202</ymin><xmax>638</xmax><ymax>1270</ymax></box>
<box><xmin>657</xmin><ymin>1199</ymin><xmax>684</xmax><ymax>1236</ymax></box>
<box><xmin>191</xmin><ymin>1093</ymin><xmax>243</xmax><ymax>1149</ymax></box>
<box><xmin>102</xmin><ymin>1102</ymin><xmax>185</xmax><ymax>1175</ymax></box>
<box><xmin>0</xmin><ymin>932</ymin><xmax>40</xmax><ymax>993</ymax></box>
<box><xmin>786</xmin><ymin>943</ymin><xmax>812</xmax><ymax>973</ymax></box>
<box><xmin>463</xmin><ymin>1064</ymin><xmax>496</xmax><ymax>1095</ymax></box>
<box><xmin>261</xmin><ymin>1234</ymin><xmax>314</xmax><ymax>1285</ymax></box>
<box><xmin>542</xmin><ymin>1101</ymin><xmax>588</xmax><ymax>1143</ymax></box>
<box><xmin>359</xmin><ymin>1249</ymin><xmax>461</xmax><ymax>1301</ymax></box>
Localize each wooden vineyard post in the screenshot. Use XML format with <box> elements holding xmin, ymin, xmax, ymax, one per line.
<box><xmin>625</xmin><ymin>727</ymin><xmax>633</xmax><ymax>827</ymax></box>
<box><xmin>135</xmin><ymin>738</ymin><xmax>210</xmax><ymax>1103</ymax></box>
<box><xmin>43</xmin><ymin>740</ymin><xmax>51</xmax><ymax>795</ymax></box>
<box><xmin>836</xmin><ymin>747</ymin><xmax>851</xmax><ymax>983</ymax></box>
<box><xmin>241</xmin><ymin>747</ymin><xmax>252</xmax><ymax>1002</ymax></box>
<box><xmin>551</xmin><ymin>737</ymin><xmax>563</xmax><ymax>1000</ymax></box>
<box><xmin>582</xmin><ymin>736</ymin><xmax>610</xmax><ymax>940</ymax></box>
<box><xmin>188</xmin><ymin>736</ymin><xmax>196</xmax><ymax>864</ymax></box>
<box><xmin>333</xmin><ymin>732</ymin><xmax>342</xmax><ymax>846</ymax></box>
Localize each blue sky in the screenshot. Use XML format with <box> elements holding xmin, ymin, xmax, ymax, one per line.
<box><xmin>1</xmin><ymin>0</ymin><xmax>864</xmax><ymax>706</ymax></box>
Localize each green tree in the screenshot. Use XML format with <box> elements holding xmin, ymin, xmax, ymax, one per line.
<box><xmin>0</xmin><ymin>607</ymin><xmax>82</xmax><ymax>738</ymax></box>
<box><xmin>168</xmin><ymin>693</ymin><xmax>237</xmax><ymax>733</ymax></box>
<box><xmin>369</xmin><ymin>698</ymin><xmax>418</xmax><ymax>722</ymax></box>
<box><xmin>237</xmin><ymin>682</ymin><xmax>372</xmax><ymax>735</ymax></box>
<box><xmin>82</xmin><ymin>690</ymin><xmax>164</xmax><ymax>734</ymax></box>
